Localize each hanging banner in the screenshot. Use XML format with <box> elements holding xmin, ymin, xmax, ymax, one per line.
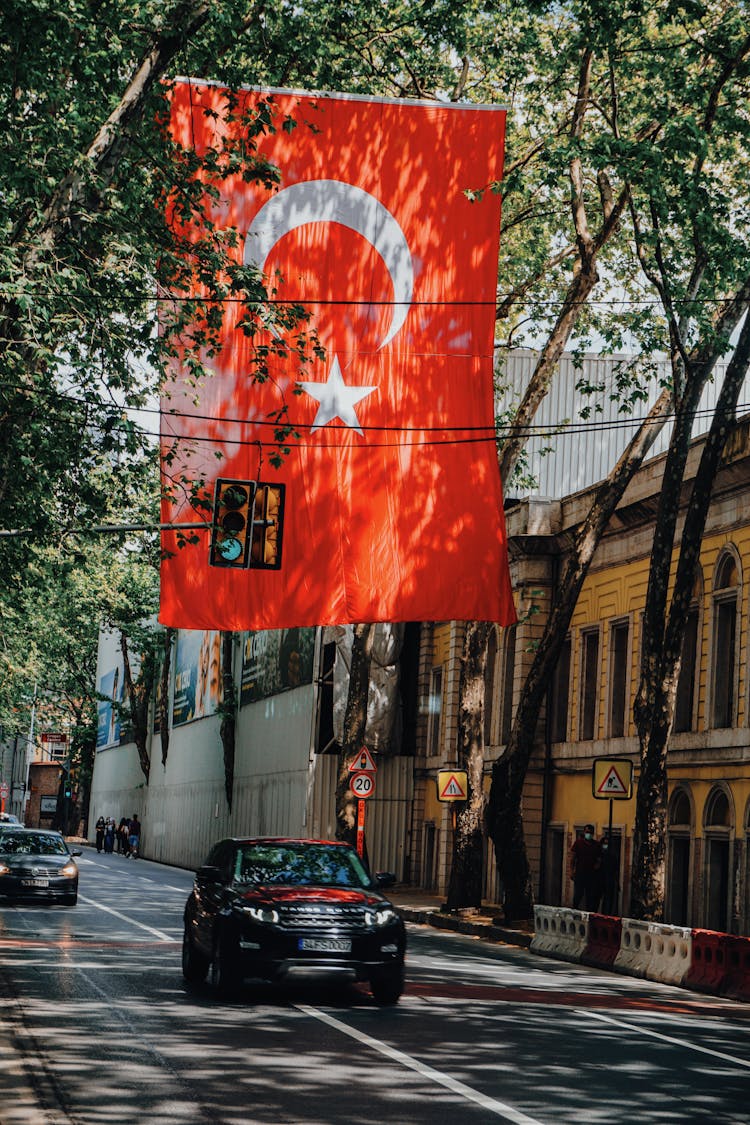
<box><xmin>160</xmin><ymin>81</ymin><xmax>515</xmax><ymax>631</ymax></box>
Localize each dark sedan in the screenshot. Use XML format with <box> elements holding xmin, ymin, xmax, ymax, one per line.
<box><xmin>0</xmin><ymin>829</ymin><xmax>80</xmax><ymax>904</ymax></box>
<box><xmin>183</xmin><ymin>837</ymin><xmax>406</xmax><ymax>1004</ymax></box>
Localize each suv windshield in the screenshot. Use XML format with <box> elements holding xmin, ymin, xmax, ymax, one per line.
<box><xmin>234</xmin><ymin>843</ymin><xmax>371</xmax><ymax>889</ymax></box>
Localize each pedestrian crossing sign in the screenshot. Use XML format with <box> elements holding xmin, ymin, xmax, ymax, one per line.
<box><xmin>592</xmin><ymin>758</ymin><xmax>633</xmax><ymax>800</ymax></box>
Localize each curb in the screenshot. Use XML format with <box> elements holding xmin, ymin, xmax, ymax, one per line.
<box><xmin>397</xmin><ymin>905</ymin><xmax>534</xmax><ymax>949</ymax></box>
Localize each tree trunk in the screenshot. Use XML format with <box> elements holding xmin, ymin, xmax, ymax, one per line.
<box><xmin>631</xmin><ymin>305</ymin><xmax>750</xmax><ymax>919</ymax></box>
<box><xmin>446</xmin><ymin>622</ymin><xmax>489</xmax><ymax>910</ymax></box>
<box><xmin>120</xmin><ymin>634</ymin><xmax>151</xmax><ymax>783</ymax></box>
<box><xmin>335</xmin><ymin>624</ymin><xmax>375</xmax><ymax>849</ymax></box>
<box><xmin>488</xmin><ymin>391</ymin><xmax>674</xmax><ymax>920</ymax></box>
<box><xmin>219</xmin><ymin>631</ymin><xmax>236</xmax><ymax>812</ymax></box>
<box><xmin>159</xmin><ymin>628</ymin><xmax>174</xmax><ymax>767</ymax></box>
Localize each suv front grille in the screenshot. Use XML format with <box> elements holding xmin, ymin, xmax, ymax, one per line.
<box><xmin>278</xmin><ymin>904</ymin><xmax>368</xmax><ymax>931</ymax></box>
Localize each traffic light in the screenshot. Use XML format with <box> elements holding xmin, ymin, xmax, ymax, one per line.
<box><xmin>64</xmin><ymin>779</ymin><xmax>72</xmax><ymax>799</ymax></box>
<box><xmin>209</xmin><ymin>479</ymin><xmax>256</xmax><ymax>568</ymax></box>
<box><xmin>249</xmin><ymin>483</ymin><xmax>285</xmax><ymax>570</ymax></box>
<box><xmin>209</xmin><ymin>479</ymin><xmax>285</xmax><ymax>570</ymax></box>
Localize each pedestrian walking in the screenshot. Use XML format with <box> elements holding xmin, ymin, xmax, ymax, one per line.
<box><xmin>570</xmin><ymin>824</ymin><xmax>602</xmax><ymax>910</ymax></box>
<box><xmin>104</xmin><ymin>817</ymin><xmax>115</xmax><ymax>854</ymax></box>
<box><xmin>95</xmin><ymin>815</ymin><xmax>105</xmax><ymax>853</ymax></box>
<box><xmin>117</xmin><ymin>817</ymin><xmax>130</xmax><ymax>855</ymax></box>
<box><xmin>128</xmin><ymin>814</ymin><xmax>141</xmax><ymax>858</ymax></box>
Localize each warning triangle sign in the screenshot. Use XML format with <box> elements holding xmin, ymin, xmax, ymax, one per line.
<box><xmin>439</xmin><ymin>774</ymin><xmax>467</xmax><ymax>800</ymax></box>
<box><xmin>349</xmin><ymin>747</ymin><xmax>377</xmax><ymax>774</ymax></box>
<box><xmin>597</xmin><ymin>765</ymin><xmax>628</xmax><ymax>796</ymax></box>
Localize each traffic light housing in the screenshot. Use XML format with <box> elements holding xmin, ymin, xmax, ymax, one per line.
<box><xmin>64</xmin><ymin>780</ymin><xmax>72</xmax><ymax>799</ymax></box>
<box><xmin>249</xmin><ymin>483</ymin><xmax>285</xmax><ymax>570</ymax></box>
<box><xmin>209</xmin><ymin>479</ymin><xmax>256</xmax><ymax>568</ymax></box>
<box><xmin>209</xmin><ymin>479</ymin><xmax>285</xmax><ymax>570</ymax></box>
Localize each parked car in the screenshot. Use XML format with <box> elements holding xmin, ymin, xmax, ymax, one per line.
<box><xmin>0</xmin><ymin>813</ymin><xmax>21</xmax><ymax>824</ymax></box>
<box><xmin>183</xmin><ymin>837</ymin><xmax>406</xmax><ymax>1004</ymax></box>
<box><xmin>0</xmin><ymin>829</ymin><xmax>80</xmax><ymax>904</ymax></box>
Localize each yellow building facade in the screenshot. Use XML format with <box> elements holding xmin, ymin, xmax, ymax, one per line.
<box><xmin>411</xmin><ymin>416</ymin><xmax>750</xmax><ymax>934</ymax></box>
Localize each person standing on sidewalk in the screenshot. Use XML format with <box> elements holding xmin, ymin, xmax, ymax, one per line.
<box><xmin>95</xmin><ymin>815</ymin><xmax>105</xmax><ymax>853</ymax></box>
<box><xmin>570</xmin><ymin>824</ymin><xmax>601</xmax><ymax>910</ymax></box>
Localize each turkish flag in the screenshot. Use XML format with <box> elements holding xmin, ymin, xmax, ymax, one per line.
<box><xmin>160</xmin><ymin>81</ymin><xmax>516</xmax><ymax>630</ymax></box>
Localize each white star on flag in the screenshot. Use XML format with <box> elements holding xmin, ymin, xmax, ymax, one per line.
<box><xmin>298</xmin><ymin>356</ymin><xmax>376</xmax><ymax>435</ymax></box>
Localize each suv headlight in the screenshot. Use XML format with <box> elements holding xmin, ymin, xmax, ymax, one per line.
<box><xmin>365</xmin><ymin>907</ymin><xmax>397</xmax><ymax>927</ymax></box>
<box><xmin>0</xmin><ymin>864</ymin><xmax>9</xmax><ymax>876</ymax></box>
<box><xmin>242</xmin><ymin>905</ymin><xmax>280</xmax><ymax>924</ymax></box>
<box><xmin>60</xmin><ymin>863</ymin><xmax>78</xmax><ymax>878</ymax></box>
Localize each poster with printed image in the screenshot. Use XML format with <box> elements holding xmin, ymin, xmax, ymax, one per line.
<box><xmin>172</xmin><ymin>630</ymin><xmax>222</xmax><ymax>726</ymax></box>
<box><xmin>240</xmin><ymin>628</ymin><xmax>315</xmax><ymax>706</ymax></box>
<box><xmin>96</xmin><ymin>666</ymin><xmax>122</xmax><ymax>749</ymax></box>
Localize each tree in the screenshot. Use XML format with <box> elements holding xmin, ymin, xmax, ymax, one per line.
<box><xmin>452</xmin><ymin>1</ymin><xmax>750</xmax><ymax>918</ymax></box>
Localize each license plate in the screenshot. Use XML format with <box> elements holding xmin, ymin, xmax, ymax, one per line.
<box><xmin>21</xmin><ymin>879</ymin><xmax>49</xmax><ymax>888</ymax></box>
<box><xmin>299</xmin><ymin>937</ymin><xmax>351</xmax><ymax>953</ymax></box>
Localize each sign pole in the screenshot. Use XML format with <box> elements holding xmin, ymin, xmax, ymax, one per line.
<box><xmin>608</xmin><ymin>797</ymin><xmax>613</xmax><ymax>843</ymax></box>
<box><xmin>356</xmin><ymin>798</ymin><xmax>366</xmax><ymax>859</ymax></box>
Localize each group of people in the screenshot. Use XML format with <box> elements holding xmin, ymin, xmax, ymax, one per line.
<box><xmin>94</xmin><ymin>814</ymin><xmax>141</xmax><ymax>858</ymax></box>
<box><xmin>569</xmin><ymin>824</ymin><xmax>620</xmax><ymax>914</ymax></box>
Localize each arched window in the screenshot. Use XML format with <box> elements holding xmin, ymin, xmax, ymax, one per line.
<box><xmin>669</xmin><ymin>789</ymin><xmax>692</xmax><ymax>828</ymax></box>
<box><xmin>711</xmin><ymin>552</ymin><xmax>740</xmax><ymax>729</ymax></box>
<box><xmin>703</xmin><ymin>785</ymin><xmax>734</xmax><ymax>931</ymax></box>
<box><xmin>666</xmin><ymin>787</ymin><xmax>693</xmax><ymax>926</ymax></box>
<box><xmin>484</xmin><ymin>629</ymin><xmax>498</xmax><ymax>746</ymax></box>
<box><xmin>674</xmin><ymin>573</ymin><xmax>702</xmax><ymax>733</ymax></box>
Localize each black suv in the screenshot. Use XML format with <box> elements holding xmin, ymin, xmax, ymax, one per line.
<box><xmin>182</xmin><ymin>837</ymin><xmax>406</xmax><ymax>1004</ymax></box>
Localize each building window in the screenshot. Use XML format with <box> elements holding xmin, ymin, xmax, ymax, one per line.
<box><xmin>500</xmin><ymin>626</ymin><xmax>517</xmax><ymax>745</ymax></box>
<box><xmin>711</xmin><ymin>553</ymin><xmax>739</xmax><ymax>729</ymax></box>
<box><xmin>484</xmin><ymin>629</ymin><xmax>498</xmax><ymax>747</ymax></box>
<box><xmin>666</xmin><ymin>787</ymin><xmax>692</xmax><ymax>926</ymax></box>
<box><xmin>550</xmin><ymin>637</ymin><xmax>571</xmax><ymax>743</ymax></box>
<box><xmin>674</xmin><ymin>604</ymin><xmax>700</xmax><ymax>733</ymax></box>
<box><xmin>579</xmin><ymin>629</ymin><xmax>600</xmax><ymax>741</ymax></box>
<box><xmin>609</xmin><ymin>620</ymin><xmax>630</xmax><ymax>738</ymax></box>
<box><xmin>427</xmin><ymin>666</ymin><xmax>443</xmax><ymax>757</ymax></box>
<box><xmin>703</xmin><ymin>786</ymin><xmax>733</xmax><ymax>932</ymax></box>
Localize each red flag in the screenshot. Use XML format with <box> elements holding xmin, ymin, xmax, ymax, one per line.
<box><xmin>160</xmin><ymin>81</ymin><xmax>516</xmax><ymax>630</ymax></box>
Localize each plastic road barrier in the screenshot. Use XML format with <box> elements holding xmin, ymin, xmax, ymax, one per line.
<box><xmin>644</xmin><ymin>923</ymin><xmax>693</xmax><ymax>986</ymax></box>
<box><xmin>583</xmin><ymin>914</ymin><xmax>622</xmax><ymax>969</ymax></box>
<box><xmin>684</xmin><ymin>929</ymin><xmax>728</xmax><ymax>994</ymax></box>
<box><xmin>531</xmin><ymin>906</ymin><xmax>589</xmax><ymax>962</ymax></box>
<box><xmin>614</xmin><ymin>918</ymin><xmax>654</xmax><ymax>978</ymax></box>
<box><xmin>721</xmin><ymin>935</ymin><xmax>750</xmax><ymax>1002</ymax></box>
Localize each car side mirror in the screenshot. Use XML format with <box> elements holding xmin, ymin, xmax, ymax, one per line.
<box><xmin>70</xmin><ymin>849</ymin><xmax>82</xmax><ymax>857</ymax></box>
<box><xmin>196</xmin><ymin>864</ymin><xmax>223</xmax><ymax>883</ymax></box>
<box><xmin>375</xmin><ymin>871</ymin><xmax>396</xmax><ymax>888</ymax></box>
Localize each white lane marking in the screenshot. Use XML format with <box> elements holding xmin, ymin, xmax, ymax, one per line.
<box><xmin>581</xmin><ymin>1009</ymin><xmax>750</xmax><ymax>1069</ymax></box>
<box><xmin>78</xmin><ymin>895</ymin><xmax>174</xmax><ymax>941</ymax></box>
<box><xmin>296</xmin><ymin>1004</ymin><xmax>546</xmax><ymax>1124</ymax></box>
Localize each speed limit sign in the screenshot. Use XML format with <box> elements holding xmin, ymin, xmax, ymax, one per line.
<box><xmin>350</xmin><ymin>771</ymin><xmax>375</xmax><ymax>799</ymax></box>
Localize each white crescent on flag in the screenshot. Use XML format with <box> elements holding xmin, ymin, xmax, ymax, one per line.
<box><xmin>243</xmin><ymin>179</ymin><xmax>414</xmax><ymax>347</ymax></box>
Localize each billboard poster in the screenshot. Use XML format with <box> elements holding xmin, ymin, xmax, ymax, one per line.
<box><xmin>240</xmin><ymin>627</ymin><xmax>315</xmax><ymax>706</ymax></box>
<box><xmin>172</xmin><ymin>630</ymin><xmax>222</xmax><ymax>726</ymax></box>
<box><xmin>96</xmin><ymin>667</ymin><xmax>122</xmax><ymax>749</ymax></box>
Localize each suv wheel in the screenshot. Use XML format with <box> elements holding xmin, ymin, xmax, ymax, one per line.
<box><xmin>182</xmin><ymin>927</ymin><xmax>209</xmax><ymax>984</ymax></box>
<box><xmin>210</xmin><ymin>932</ymin><xmax>241</xmax><ymax>997</ymax></box>
<box><xmin>370</xmin><ymin>965</ymin><xmax>404</xmax><ymax>1005</ymax></box>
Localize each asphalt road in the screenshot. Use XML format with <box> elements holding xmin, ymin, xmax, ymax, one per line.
<box><xmin>1</xmin><ymin>849</ymin><xmax>749</xmax><ymax>1124</ymax></box>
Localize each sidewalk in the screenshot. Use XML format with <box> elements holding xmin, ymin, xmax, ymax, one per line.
<box><xmin>389</xmin><ymin>887</ymin><xmax>534</xmax><ymax>949</ymax></box>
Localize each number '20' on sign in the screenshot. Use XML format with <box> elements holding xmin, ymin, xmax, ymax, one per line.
<box><xmin>350</xmin><ymin>771</ymin><xmax>375</xmax><ymax>799</ymax></box>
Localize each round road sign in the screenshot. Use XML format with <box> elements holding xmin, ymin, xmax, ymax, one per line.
<box><xmin>350</xmin><ymin>771</ymin><xmax>375</xmax><ymax>799</ymax></box>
